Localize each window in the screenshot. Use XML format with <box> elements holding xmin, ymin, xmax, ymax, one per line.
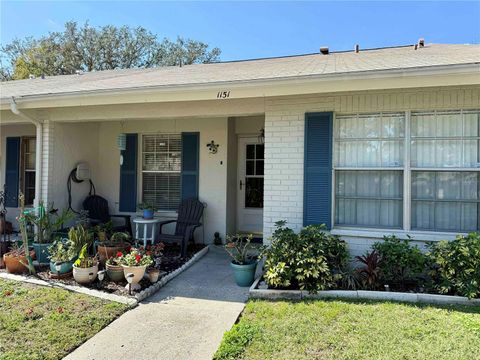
<box><xmin>333</xmin><ymin>109</ymin><xmax>480</xmax><ymax>232</ymax></box>
<box><xmin>141</xmin><ymin>134</ymin><xmax>181</xmax><ymax>211</ymax></box>
<box><xmin>411</xmin><ymin>110</ymin><xmax>480</xmax><ymax>232</ymax></box>
<box><xmin>20</xmin><ymin>137</ymin><xmax>36</xmax><ymax>206</ymax></box>
<box><xmin>334</xmin><ymin>113</ymin><xmax>405</xmax><ymax>228</ymax></box>
<box><xmin>245</xmin><ymin>144</ymin><xmax>264</xmax><ymax>208</ymax></box>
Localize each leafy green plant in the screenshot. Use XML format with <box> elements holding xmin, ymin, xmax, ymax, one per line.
<box><xmin>427</xmin><ymin>233</ymin><xmax>480</xmax><ymax>299</ymax></box>
<box><xmin>94</xmin><ymin>221</ymin><xmax>113</xmax><ymax>242</ymax></box>
<box><xmin>224</xmin><ymin>234</ymin><xmax>255</xmax><ymax>265</ymax></box>
<box><xmin>16</xmin><ymin>192</ymin><xmax>35</xmax><ymax>274</ymax></box>
<box><xmin>73</xmin><ymin>244</ymin><xmax>96</xmax><ymax>268</ymax></box>
<box><xmin>68</xmin><ymin>225</ymin><xmax>93</xmax><ymax>254</ymax></box>
<box><xmin>261</xmin><ymin>221</ymin><xmax>348</xmax><ymax>293</ymax></box>
<box><xmin>23</xmin><ymin>202</ymin><xmax>74</xmax><ymax>244</ymax></box>
<box><xmin>48</xmin><ymin>240</ymin><xmax>76</xmax><ymax>263</ymax></box>
<box><xmin>372</xmin><ymin>235</ymin><xmax>427</xmax><ymax>289</ymax></box>
<box><xmin>138</xmin><ymin>202</ymin><xmax>156</xmax><ymax>211</ymax></box>
<box><xmin>355</xmin><ymin>250</ymin><xmax>382</xmax><ymax>290</ymax></box>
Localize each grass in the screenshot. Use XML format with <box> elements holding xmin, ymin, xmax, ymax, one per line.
<box><xmin>0</xmin><ymin>279</ymin><xmax>129</xmax><ymax>360</ymax></box>
<box><xmin>214</xmin><ymin>299</ymin><xmax>480</xmax><ymax>360</ymax></box>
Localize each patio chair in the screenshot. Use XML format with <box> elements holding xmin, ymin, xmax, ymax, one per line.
<box><xmin>157</xmin><ymin>198</ymin><xmax>205</xmax><ymax>258</ymax></box>
<box><xmin>83</xmin><ymin>194</ymin><xmax>132</xmax><ymax>235</ymax></box>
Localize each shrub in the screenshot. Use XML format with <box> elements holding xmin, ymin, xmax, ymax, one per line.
<box><xmin>262</xmin><ymin>221</ymin><xmax>349</xmax><ymax>293</ymax></box>
<box><xmin>372</xmin><ymin>235</ymin><xmax>427</xmax><ymax>288</ymax></box>
<box><xmin>427</xmin><ymin>233</ymin><xmax>480</xmax><ymax>299</ymax></box>
<box><xmin>355</xmin><ymin>250</ymin><xmax>382</xmax><ymax>290</ymax></box>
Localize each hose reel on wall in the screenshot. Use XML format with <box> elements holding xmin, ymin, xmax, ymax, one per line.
<box><xmin>67</xmin><ymin>162</ymin><xmax>95</xmax><ymax>213</ymax></box>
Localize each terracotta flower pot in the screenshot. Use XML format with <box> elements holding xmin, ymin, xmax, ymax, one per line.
<box><xmin>3</xmin><ymin>252</ymin><xmax>30</xmax><ymax>274</ymax></box>
<box><xmin>97</xmin><ymin>243</ymin><xmax>129</xmax><ymax>265</ymax></box>
<box><xmin>106</xmin><ymin>263</ymin><xmax>125</xmax><ymax>282</ymax></box>
<box><xmin>122</xmin><ymin>265</ymin><xmax>147</xmax><ymax>291</ymax></box>
<box><xmin>73</xmin><ymin>263</ymin><xmax>99</xmax><ymax>284</ymax></box>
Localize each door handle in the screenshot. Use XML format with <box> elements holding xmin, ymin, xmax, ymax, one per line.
<box><xmin>239</xmin><ymin>180</ymin><xmax>243</xmax><ymax>190</ymax></box>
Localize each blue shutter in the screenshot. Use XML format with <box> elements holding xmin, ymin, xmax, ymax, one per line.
<box><xmin>5</xmin><ymin>137</ymin><xmax>21</xmax><ymax>207</ymax></box>
<box><xmin>304</xmin><ymin>113</ymin><xmax>333</xmax><ymax>229</ymax></box>
<box><xmin>119</xmin><ymin>134</ymin><xmax>137</xmax><ymax>212</ymax></box>
<box><xmin>181</xmin><ymin>132</ymin><xmax>199</xmax><ymax>200</ymax></box>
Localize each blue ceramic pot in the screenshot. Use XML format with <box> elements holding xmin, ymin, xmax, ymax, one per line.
<box><xmin>49</xmin><ymin>260</ymin><xmax>73</xmax><ymax>274</ymax></box>
<box><xmin>143</xmin><ymin>209</ymin><xmax>154</xmax><ymax>219</ymax></box>
<box><xmin>230</xmin><ymin>261</ymin><xmax>257</xmax><ymax>287</ymax></box>
<box><xmin>33</xmin><ymin>243</ymin><xmax>52</xmax><ymax>264</ymax></box>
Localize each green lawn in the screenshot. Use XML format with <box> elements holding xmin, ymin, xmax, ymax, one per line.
<box><xmin>214</xmin><ymin>299</ymin><xmax>480</xmax><ymax>360</ymax></box>
<box><xmin>0</xmin><ymin>279</ymin><xmax>129</xmax><ymax>360</ymax></box>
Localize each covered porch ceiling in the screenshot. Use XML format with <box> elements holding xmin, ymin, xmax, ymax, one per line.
<box><xmin>0</xmin><ymin>97</ymin><xmax>265</xmax><ymax>124</ymax></box>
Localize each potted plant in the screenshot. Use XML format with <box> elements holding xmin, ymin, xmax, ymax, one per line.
<box><xmin>3</xmin><ymin>243</ymin><xmax>32</xmax><ymax>274</ymax></box>
<box><xmin>97</xmin><ymin>231</ymin><xmax>131</xmax><ymax>265</ymax></box>
<box><xmin>68</xmin><ymin>225</ymin><xmax>94</xmax><ymax>253</ymax></box>
<box><xmin>117</xmin><ymin>248</ymin><xmax>153</xmax><ymax>290</ymax></box>
<box><xmin>138</xmin><ymin>202</ymin><xmax>156</xmax><ymax>220</ymax></box>
<box><xmin>105</xmin><ymin>251</ymin><xmax>126</xmax><ymax>282</ymax></box>
<box><xmin>24</xmin><ymin>202</ymin><xmax>74</xmax><ymax>264</ymax></box>
<box><xmin>4</xmin><ymin>193</ymin><xmax>36</xmax><ymax>275</ymax></box>
<box><xmin>145</xmin><ymin>243</ymin><xmax>165</xmax><ymax>283</ymax></box>
<box><xmin>225</xmin><ymin>234</ymin><xmax>257</xmax><ymax>287</ymax></box>
<box><xmin>94</xmin><ymin>221</ymin><xmax>113</xmax><ymax>242</ymax></box>
<box><xmin>72</xmin><ymin>244</ymin><xmax>98</xmax><ymax>284</ymax></box>
<box><xmin>48</xmin><ymin>240</ymin><xmax>76</xmax><ymax>275</ymax></box>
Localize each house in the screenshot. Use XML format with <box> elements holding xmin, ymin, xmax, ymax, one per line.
<box><xmin>1</xmin><ymin>41</ymin><xmax>479</xmax><ymax>255</ymax></box>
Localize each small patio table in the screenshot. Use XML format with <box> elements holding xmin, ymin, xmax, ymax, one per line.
<box><xmin>133</xmin><ymin>217</ymin><xmax>163</xmax><ymax>248</ymax></box>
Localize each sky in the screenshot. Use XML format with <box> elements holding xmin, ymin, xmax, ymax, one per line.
<box><xmin>1</xmin><ymin>1</ymin><xmax>479</xmax><ymax>61</ymax></box>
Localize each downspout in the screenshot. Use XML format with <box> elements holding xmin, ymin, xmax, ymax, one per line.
<box><xmin>10</xmin><ymin>97</ymin><xmax>43</xmax><ymax>208</ymax></box>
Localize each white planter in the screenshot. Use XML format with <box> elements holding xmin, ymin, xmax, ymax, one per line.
<box><xmin>73</xmin><ymin>264</ymin><xmax>99</xmax><ymax>284</ymax></box>
<box><xmin>122</xmin><ymin>265</ymin><xmax>147</xmax><ymax>291</ymax></box>
<box><xmin>147</xmin><ymin>269</ymin><xmax>161</xmax><ymax>283</ymax></box>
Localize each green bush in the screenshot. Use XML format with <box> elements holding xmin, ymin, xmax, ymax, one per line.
<box><xmin>372</xmin><ymin>235</ymin><xmax>427</xmax><ymax>288</ymax></box>
<box><xmin>262</xmin><ymin>221</ymin><xmax>349</xmax><ymax>293</ymax></box>
<box><xmin>427</xmin><ymin>233</ymin><xmax>480</xmax><ymax>299</ymax></box>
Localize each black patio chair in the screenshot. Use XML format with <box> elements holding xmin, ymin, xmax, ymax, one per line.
<box><xmin>83</xmin><ymin>194</ymin><xmax>132</xmax><ymax>235</ymax></box>
<box><xmin>157</xmin><ymin>198</ymin><xmax>205</xmax><ymax>258</ymax></box>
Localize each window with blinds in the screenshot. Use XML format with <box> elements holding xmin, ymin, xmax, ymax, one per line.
<box><xmin>334</xmin><ymin>113</ymin><xmax>405</xmax><ymax>228</ymax></box>
<box><xmin>411</xmin><ymin>110</ymin><xmax>480</xmax><ymax>232</ymax></box>
<box><xmin>141</xmin><ymin>134</ymin><xmax>181</xmax><ymax>211</ymax></box>
<box><xmin>332</xmin><ymin>109</ymin><xmax>480</xmax><ymax>232</ymax></box>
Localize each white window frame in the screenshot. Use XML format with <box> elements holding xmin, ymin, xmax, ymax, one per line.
<box><xmin>332</xmin><ymin>112</ymin><xmax>405</xmax><ymax>230</ymax></box>
<box><xmin>331</xmin><ymin>109</ymin><xmax>480</xmax><ymax>236</ymax></box>
<box><xmin>20</xmin><ymin>136</ymin><xmax>36</xmax><ymax>206</ymax></box>
<box><xmin>139</xmin><ymin>133</ymin><xmax>182</xmax><ymax>212</ymax></box>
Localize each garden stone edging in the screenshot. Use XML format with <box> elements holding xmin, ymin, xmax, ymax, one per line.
<box><xmin>0</xmin><ymin>245</ymin><xmax>210</xmax><ymax>305</ymax></box>
<box><xmin>248</xmin><ymin>276</ymin><xmax>480</xmax><ymax>306</ymax></box>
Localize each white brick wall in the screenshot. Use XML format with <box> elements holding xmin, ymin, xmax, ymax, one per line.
<box><xmin>262</xmin><ymin>85</ymin><xmax>480</xmax><ymax>244</ymax></box>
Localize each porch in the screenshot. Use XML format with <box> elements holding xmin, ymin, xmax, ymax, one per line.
<box><xmin>0</xmin><ymin>113</ymin><xmax>266</xmax><ymax>244</ymax></box>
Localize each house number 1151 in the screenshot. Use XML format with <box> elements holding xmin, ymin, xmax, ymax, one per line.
<box><xmin>217</xmin><ymin>91</ymin><xmax>230</xmax><ymax>99</ymax></box>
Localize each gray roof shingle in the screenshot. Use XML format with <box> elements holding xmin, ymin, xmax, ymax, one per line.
<box><xmin>1</xmin><ymin>43</ymin><xmax>479</xmax><ymax>99</ymax></box>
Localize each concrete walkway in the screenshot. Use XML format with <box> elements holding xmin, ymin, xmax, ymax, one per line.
<box><xmin>65</xmin><ymin>246</ymin><xmax>250</xmax><ymax>360</ymax></box>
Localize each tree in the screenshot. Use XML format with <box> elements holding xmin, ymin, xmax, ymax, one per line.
<box><xmin>0</xmin><ymin>21</ymin><xmax>221</xmax><ymax>81</ymax></box>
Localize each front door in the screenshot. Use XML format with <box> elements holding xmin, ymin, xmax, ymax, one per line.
<box><xmin>237</xmin><ymin>137</ymin><xmax>264</xmax><ymax>234</ymax></box>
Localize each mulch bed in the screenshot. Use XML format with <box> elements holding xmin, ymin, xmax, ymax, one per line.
<box><xmin>1</xmin><ymin>243</ymin><xmax>205</xmax><ymax>297</ymax></box>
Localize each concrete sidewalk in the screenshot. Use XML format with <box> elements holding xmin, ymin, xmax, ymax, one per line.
<box><xmin>65</xmin><ymin>246</ymin><xmax>250</xmax><ymax>360</ymax></box>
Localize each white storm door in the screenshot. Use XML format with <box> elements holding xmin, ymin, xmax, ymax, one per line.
<box><xmin>237</xmin><ymin>137</ymin><xmax>264</xmax><ymax>233</ymax></box>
